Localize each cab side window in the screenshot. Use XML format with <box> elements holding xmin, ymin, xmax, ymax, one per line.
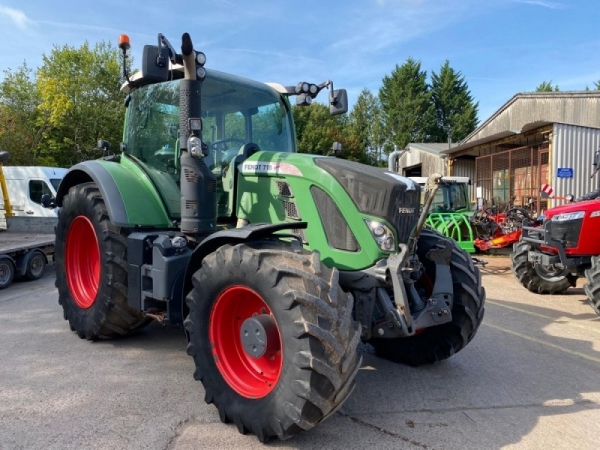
<box><xmin>29</xmin><ymin>180</ymin><xmax>52</xmax><ymax>204</ymax></box>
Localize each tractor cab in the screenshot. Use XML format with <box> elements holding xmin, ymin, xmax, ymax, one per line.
<box><xmin>121</xmin><ymin>69</ymin><xmax>296</xmax><ymax>221</ymax></box>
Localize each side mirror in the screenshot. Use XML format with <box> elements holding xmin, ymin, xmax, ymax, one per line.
<box><xmin>141</xmin><ymin>45</ymin><xmax>170</xmax><ymax>82</ymax></box>
<box><xmin>330</xmin><ymin>89</ymin><xmax>348</xmax><ymax>116</ymax></box>
<box><xmin>565</xmin><ymin>194</ymin><xmax>575</xmax><ymax>203</ymax></box>
<box><xmin>41</xmin><ymin>194</ymin><xmax>55</xmax><ymax>208</ymax></box>
<box><xmin>0</xmin><ymin>151</ymin><xmax>9</xmax><ymax>163</ymax></box>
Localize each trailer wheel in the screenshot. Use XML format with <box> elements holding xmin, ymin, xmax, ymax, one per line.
<box><xmin>55</xmin><ymin>182</ymin><xmax>150</xmax><ymax>340</ymax></box>
<box><xmin>584</xmin><ymin>256</ymin><xmax>600</xmax><ymax>315</ymax></box>
<box><xmin>185</xmin><ymin>242</ymin><xmax>361</xmax><ymax>442</ymax></box>
<box><xmin>510</xmin><ymin>239</ymin><xmax>577</xmax><ymax>294</ymax></box>
<box><xmin>23</xmin><ymin>250</ymin><xmax>46</xmax><ymax>281</ymax></box>
<box><xmin>369</xmin><ymin>229</ymin><xmax>485</xmax><ymax>366</ymax></box>
<box><xmin>0</xmin><ymin>256</ymin><xmax>15</xmax><ymax>290</ymax></box>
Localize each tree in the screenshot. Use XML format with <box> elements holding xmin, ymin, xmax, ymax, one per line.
<box><xmin>347</xmin><ymin>88</ymin><xmax>381</xmax><ymax>164</ymax></box>
<box><xmin>535</xmin><ymin>81</ymin><xmax>559</xmax><ymax>92</ymax></box>
<box><xmin>36</xmin><ymin>41</ymin><xmax>126</xmax><ymax>166</ymax></box>
<box><xmin>378</xmin><ymin>58</ymin><xmax>435</xmax><ymax>152</ymax></box>
<box><xmin>429</xmin><ymin>60</ymin><xmax>478</xmax><ymax>143</ymax></box>
<box><xmin>0</xmin><ymin>63</ymin><xmax>45</xmax><ymax>165</ymax></box>
<box><xmin>594</xmin><ymin>80</ymin><xmax>600</xmax><ymax>90</ymax></box>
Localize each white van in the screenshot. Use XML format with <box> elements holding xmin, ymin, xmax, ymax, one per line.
<box><xmin>0</xmin><ymin>166</ymin><xmax>68</xmax><ymax>218</ymax></box>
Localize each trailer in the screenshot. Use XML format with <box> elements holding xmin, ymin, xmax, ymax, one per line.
<box><xmin>0</xmin><ymin>216</ymin><xmax>56</xmax><ymax>289</ymax></box>
<box><xmin>0</xmin><ymin>151</ymin><xmax>58</xmax><ymax>289</ymax></box>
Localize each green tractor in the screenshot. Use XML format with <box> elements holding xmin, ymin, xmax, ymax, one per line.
<box><xmin>54</xmin><ymin>32</ymin><xmax>485</xmax><ymax>442</ymax></box>
<box><xmin>409</xmin><ymin>176</ymin><xmax>476</xmax><ymax>253</ymax></box>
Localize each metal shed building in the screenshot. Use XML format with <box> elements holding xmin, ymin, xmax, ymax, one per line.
<box><xmin>443</xmin><ymin>91</ymin><xmax>600</xmax><ymax>215</ymax></box>
<box><xmin>397</xmin><ymin>143</ymin><xmax>453</xmax><ymax>177</ymax></box>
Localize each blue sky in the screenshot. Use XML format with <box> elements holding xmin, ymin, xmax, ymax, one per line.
<box><xmin>1</xmin><ymin>0</ymin><xmax>599</xmax><ymax>126</ymax></box>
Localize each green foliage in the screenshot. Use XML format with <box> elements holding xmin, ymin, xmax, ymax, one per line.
<box><xmin>347</xmin><ymin>88</ymin><xmax>383</xmax><ymax>165</ymax></box>
<box><xmin>37</xmin><ymin>41</ymin><xmax>125</xmax><ymax>166</ymax></box>
<box><xmin>292</xmin><ymin>102</ymin><xmax>371</xmax><ymax>164</ymax></box>
<box><xmin>430</xmin><ymin>60</ymin><xmax>478</xmax><ymax>143</ymax></box>
<box><xmin>0</xmin><ymin>41</ymin><xmax>126</xmax><ymax>168</ymax></box>
<box><xmin>594</xmin><ymin>80</ymin><xmax>600</xmax><ymax>90</ymax></box>
<box><xmin>535</xmin><ymin>80</ymin><xmax>559</xmax><ymax>92</ymax></box>
<box><xmin>0</xmin><ymin>63</ymin><xmax>44</xmax><ymax>165</ymax></box>
<box><xmin>379</xmin><ymin>58</ymin><xmax>436</xmax><ymax>151</ymax></box>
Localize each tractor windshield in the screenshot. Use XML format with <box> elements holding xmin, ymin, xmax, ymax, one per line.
<box><xmin>430</xmin><ymin>183</ymin><xmax>469</xmax><ymax>212</ymax></box>
<box><xmin>123</xmin><ymin>69</ymin><xmax>295</xmax><ymax>179</ymax></box>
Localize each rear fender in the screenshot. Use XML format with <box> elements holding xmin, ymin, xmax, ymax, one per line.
<box><xmin>55</xmin><ymin>160</ymin><xmax>172</xmax><ymax>228</ymax></box>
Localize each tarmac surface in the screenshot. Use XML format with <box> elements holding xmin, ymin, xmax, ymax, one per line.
<box><xmin>1</xmin><ymin>256</ymin><xmax>599</xmax><ymax>449</ymax></box>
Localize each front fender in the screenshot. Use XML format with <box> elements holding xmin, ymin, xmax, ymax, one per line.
<box><xmin>56</xmin><ymin>159</ymin><xmax>172</xmax><ymax>228</ymax></box>
<box><xmin>182</xmin><ymin>222</ymin><xmax>307</xmax><ymax>307</ymax></box>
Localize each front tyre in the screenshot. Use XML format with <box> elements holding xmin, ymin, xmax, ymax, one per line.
<box><xmin>55</xmin><ymin>182</ymin><xmax>149</xmax><ymax>340</ymax></box>
<box><xmin>510</xmin><ymin>239</ymin><xmax>577</xmax><ymax>294</ymax></box>
<box><xmin>370</xmin><ymin>229</ymin><xmax>485</xmax><ymax>366</ymax></box>
<box><xmin>185</xmin><ymin>242</ymin><xmax>361</xmax><ymax>442</ymax></box>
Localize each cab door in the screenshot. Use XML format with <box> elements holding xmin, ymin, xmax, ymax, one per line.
<box><xmin>24</xmin><ymin>179</ymin><xmax>57</xmax><ymax>217</ymax></box>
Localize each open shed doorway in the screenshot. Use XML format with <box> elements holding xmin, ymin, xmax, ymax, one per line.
<box><xmin>403</xmin><ymin>164</ymin><xmax>422</xmax><ymax>177</ymax></box>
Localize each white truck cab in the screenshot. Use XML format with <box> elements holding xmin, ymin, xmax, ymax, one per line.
<box><xmin>0</xmin><ymin>166</ymin><xmax>67</xmax><ymax>218</ymax></box>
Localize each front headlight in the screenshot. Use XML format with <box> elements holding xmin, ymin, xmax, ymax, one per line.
<box><xmin>553</xmin><ymin>211</ymin><xmax>585</xmax><ymax>221</ymax></box>
<box><xmin>365</xmin><ymin>219</ymin><xmax>395</xmax><ymax>251</ymax></box>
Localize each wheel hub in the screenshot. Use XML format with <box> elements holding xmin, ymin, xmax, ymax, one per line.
<box><xmin>240</xmin><ymin>314</ymin><xmax>278</xmax><ymax>358</ymax></box>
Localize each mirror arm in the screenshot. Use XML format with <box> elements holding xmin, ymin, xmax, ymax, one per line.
<box><xmin>158</xmin><ymin>33</ymin><xmax>182</xmax><ymax>66</ymax></box>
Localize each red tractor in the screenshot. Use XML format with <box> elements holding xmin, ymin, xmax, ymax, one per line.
<box><xmin>511</xmin><ymin>149</ymin><xmax>600</xmax><ymax>315</ymax></box>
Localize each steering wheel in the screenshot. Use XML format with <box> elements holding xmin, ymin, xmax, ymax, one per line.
<box><xmin>210</xmin><ymin>138</ymin><xmax>247</xmax><ymax>167</ymax></box>
<box><xmin>210</xmin><ymin>138</ymin><xmax>247</xmax><ymax>152</ymax></box>
<box><xmin>505</xmin><ymin>207</ymin><xmax>531</xmax><ymax>224</ymax></box>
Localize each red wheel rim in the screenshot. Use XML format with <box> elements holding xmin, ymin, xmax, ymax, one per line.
<box><xmin>65</xmin><ymin>216</ymin><xmax>100</xmax><ymax>309</ymax></box>
<box><xmin>209</xmin><ymin>286</ymin><xmax>283</xmax><ymax>398</ymax></box>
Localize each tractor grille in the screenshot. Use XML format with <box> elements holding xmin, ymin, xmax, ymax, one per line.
<box><xmin>314</xmin><ymin>158</ymin><xmax>420</xmax><ymax>245</ymax></box>
<box><xmin>276</xmin><ymin>181</ymin><xmax>293</xmax><ymax>197</ymax></box>
<box><xmin>311</xmin><ymin>186</ymin><xmax>359</xmax><ymax>252</ymax></box>
<box><xmin>550</xmin><ymin>219</ymin><xmax>582</xmax><ymax>248</ymax></box>
<box><xmin>282</xmin><ymin>200</ymin><xmax>301</xmax><ymax>220</ymax></box>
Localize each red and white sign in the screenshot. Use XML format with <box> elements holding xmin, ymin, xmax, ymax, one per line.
<box><xmin>540</xmin><ymin>184</ymin><xmax>554</xmax><ymax>198</ymax></box>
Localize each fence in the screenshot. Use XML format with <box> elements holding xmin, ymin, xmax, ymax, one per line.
<box><xmin>475</xmin><ymin>143</ymin><xmax>549</xmax><ymax>215</ymax></box>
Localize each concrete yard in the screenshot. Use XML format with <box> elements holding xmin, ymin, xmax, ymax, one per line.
<box><xmin>1</xmin><ymin>257</ymin><xmax>599</xmax><ymax>450</ymax></box>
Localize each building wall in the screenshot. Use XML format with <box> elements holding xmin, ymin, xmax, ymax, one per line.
<box><xmin>453</xmin><ymin>159</ymin><xmax>476</xmax><ymax>200</ymax></box>
<box><xmin>551</xmin><ymin>123</ymin><xmax>600</xmax><ymax>202</ymax></box>
<box><xmin>399</xmin><ymin>148</ymin><xmax>446</xmax><ymax>176</ymax></box>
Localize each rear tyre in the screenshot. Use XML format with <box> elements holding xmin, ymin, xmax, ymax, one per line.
<box><xmin>23</xmin><ymin>250</ymin><xmax>46</xmax><ymax>281</ymax></box>
<box><xmin>584</xmin><ymin>256</ymin><xmax>600</xmax><ymax>315</ymax></box>
<box><xmin>185</xmin><ymin>242</ymin><xmax>361</xmax><ymax>442</ymax></box>
<box><xmin>369</xmin><ymin>229</ymin><xmax>485</xmax><ymax>366</ymax></box>
<box><xmin>510</xmin><ymin>239</ymin><xmax>577</xmax><ymax>294</ymax></box>
<box><xmin>0</xmin><ymin>257</ymin><xmax>15</xmax><ymax>290</ymax></box>
<box><xmin>55</xmin><ymin>182</ymin><xmax>150</xmax><ymax>340</ymax></box>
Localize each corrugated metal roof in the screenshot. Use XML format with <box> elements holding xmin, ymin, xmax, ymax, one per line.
<box><xmin>443</xmin><ymin>91</ymin><xmax>600</xmax><ymax>154</ymax></box>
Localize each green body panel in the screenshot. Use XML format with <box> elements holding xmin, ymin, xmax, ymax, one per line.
<box><xmin>236</xmin><ymin>151</ymin><xmax>393</xmax><ymax>270</ymax></box>
<box><xmin>426</xmin><ymin>212</ymin><xmax>475</xmax><ymax>253</ymax></box>
<box><xmin>101</xmin><ymin>157</ymin><xmax>173</xmax><ymax>227</ymax></box>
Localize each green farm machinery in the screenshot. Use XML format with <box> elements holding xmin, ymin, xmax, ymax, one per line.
<box><xmin>53</xmin><ymin>32</ymin><xmax>485</xmax><ymax>441</ymax></box>
<box><xmin>409</xmin><ymin>176</ymin><xmax>476</xmax><ymax>253</ymax></box>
